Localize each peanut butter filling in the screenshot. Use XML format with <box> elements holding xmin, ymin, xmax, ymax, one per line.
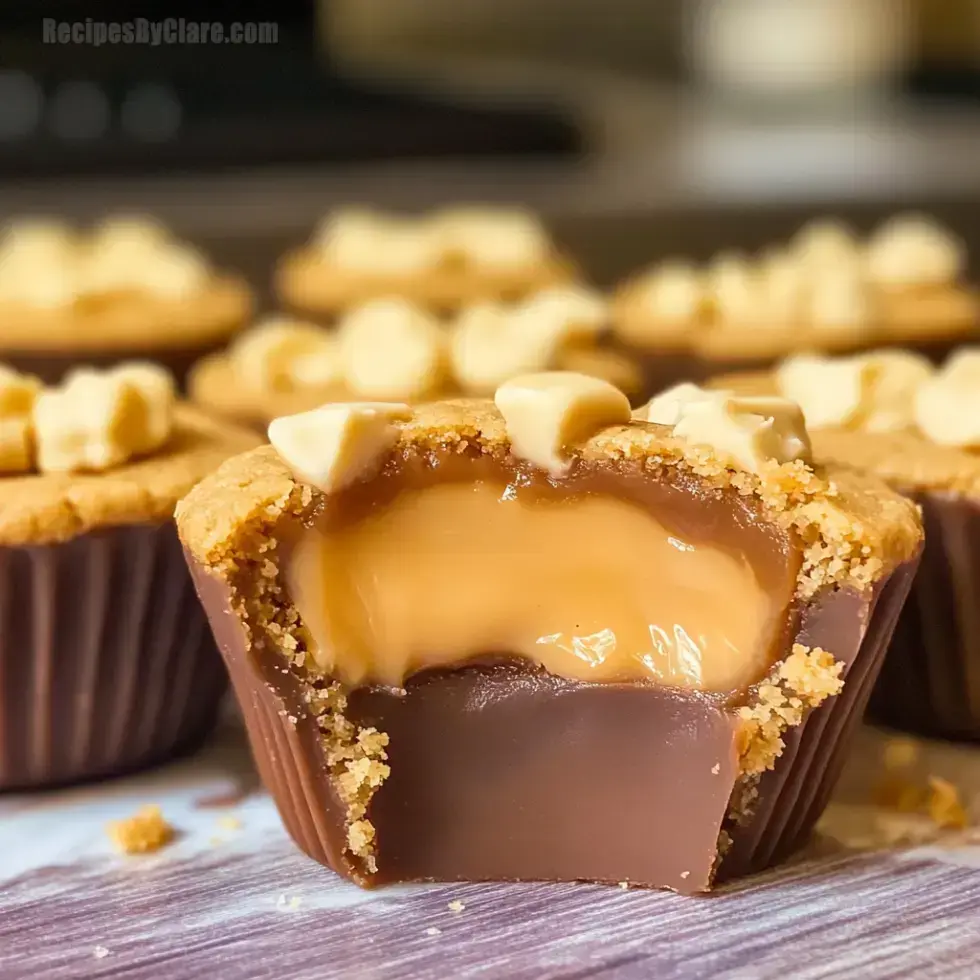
<box><xmin>288</xmin><ymin>480</ymin><xmax>792</xmax><ymax>692</ymax></box>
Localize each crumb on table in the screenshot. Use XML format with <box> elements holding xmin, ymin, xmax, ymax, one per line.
<box><xmin>447</xmin><ymin>900</ymin><xmax>465</xmax><ymax>913</ymax></box>
<box><xmin>928</xmin><ymin>776</ymin><xmax>969</xmax><ymax>830</ymax></box>
<box><xmin>106</xmin><ymin>805</ymin><xmax>175</xmax><ymax>855</ymax></box>
<box><xmin>883</xmin><ymin>736</ymin><xmax>920</xmax><ymax>772</ymax></box>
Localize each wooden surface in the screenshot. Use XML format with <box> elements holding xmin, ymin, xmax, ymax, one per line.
<box><xmin>2</xmin><ymin>716</ymin><xmax>980</xmax><ymax>980</ymax></box>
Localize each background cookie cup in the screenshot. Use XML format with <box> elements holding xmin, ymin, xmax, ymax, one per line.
<box><xmin>708</xmin><ymin>349</ymin><xmax>980</xmax><ymax>740</ymax></box>
<box><xmin>177</xmin><ymin>382</ymin><xmax>921</xmax><ymax>892</ymax></box>
<box><xmin>0</xmin><ymin>364</ymin><xmax>259</xmax><ymax>790</ymax></box>
<box><xmin>188</xmin><ymin>298</ymin><xmax>642</xmax><ymax>431</ymax></box>
<box><xmin>0</xmin><ymin>217</ymin><xmax>253</xmax><ymax>387</ymax></box>
<box><xmin>274</xmin><ymin>206</ymin><xmax>576</xmax><ymax>321</ymax></box>
<box><xmin>611</xmin><ymin>214</ymin><xmax>978</xmax><ymax>399</ymax></box>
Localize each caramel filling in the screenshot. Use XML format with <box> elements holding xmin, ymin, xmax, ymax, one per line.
<box><xmin>288</xmin><ymin>481</ymin><xmax>790</xmax><ymax>693</ymax></box>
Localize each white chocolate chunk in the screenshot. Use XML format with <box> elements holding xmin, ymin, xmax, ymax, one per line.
<box><xmin>0</xmin><ymin>364</ymin><xmax>41</xmax><ymax>417</ymax></box>
<box><xmin>859</xmin><ymin>350</ymin><xmax>934</xmax><ymax>432</ymax></box>
<box><xmin>707</xmin><ymin>253</ymin><xmax>765</xmax><ymax>325</ymax></box>
<box><xmin>791</xmin><ymin>219</ymin><xmax>861</xmax><ymax>271</ymax></box>
<box><xmin>807</xmin><ymin>265</ymin><xmax>874</xmax><ymax>333</ymax></box>
<box><xmin>494</xmin><ymin>371</ymin><xmax>631</xmax><ymax>475</ymax></box>
<box><xmin>34</xmin><ymin>365</ymin><xmax>175</xmax><ymax>474</ymax></box>
<box><xmin>758</xmin><ymin>250</ymin><xmax>808</xmax><ymax>326</ymax></box>
<box><xmin>640</xmin><ymin>382</ymin><xmax>724</xmax><ymax>426</ymax></box>
<box><xmin>231</xmin><ymin>319</ymin><xmax>340</xmax><ymax>392</ymax></box>
<box><xmin>432</xmin><ymin>207</ymin><xmax>549</xmax><ymax>271</ymax></box>
<box><xmin>914</xmin><ymin>349</ymin><xmax>980</xmax><ymax>447</ymax></box>
<box><xmin>0</xmin><ymin>417</ymin><xmax>33</xmax><ymax>473</ymax></box>
<box><xmin>673</xmin><ymin>395</ymin><xmax>811</xmax><ymax>473</ymax></box>
<box><xmin>339</xmin><ymin>299</ymin><xmax>446</xmax><ymax>400</ymax></box>
<box><xmin>866</xmin><ymin>214</ymin><xmax>965</xmax><ymax>289</ymax></box>
<box><xmin>107</xmin><ymin>362</ymin><xmax>176</xmax><ymax>454</ymax></box>
<box><xmin>512</xmin><ymin>285</ymin><xmax>609</xmax><ymax>344</ymax></box>
<box><xmin>450</xmin><ymin>304</ymin><xmax>556</xmax><ymax>394</ymax></box>
<box><xmin>315</xmin><ymin>209</ymin><xmax>441</xmax><ymax>276</ymax></box>
<box><xmin>0</xmin><ymin>365</ymin><xmax>40</xmax><ymax>473</ymax></box>
<box><xmin>776</xmin><ymin>353</ymin><xmax>873</xmax><ymax>430</ymax></box>
<box><xmin>635</xmin><ymin>261</ymin><xmax>705</xmax><ymax>323</ymax></box>
<box><xmin>777</xmin><ymin>350</ymin><xmax>932</xmax><ymax>433</ymax></box>
<box><xmin>268</xmin><ymin>402</ymin><xmax>413</xmax><ymax>493</ymax></box>
<box><xmin>91</xmin><ymin>215</ymin><xmax>170</xmax><ymax>252</ymax></box>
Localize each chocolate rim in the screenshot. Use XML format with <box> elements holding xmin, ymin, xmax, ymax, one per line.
<box><xmin>0</xmin><ymin>523</ymin><xmax>227</xmax><ymax>791</ymax></box>
<box><xmin>188</xmin><ymin>548</ymin><xmax>919</xmax><ymax>892</ymax></box>
<box><xmin>868</xmin><ymin>492</ymin><xmax>980</xmax><ymax>741</ymax></box>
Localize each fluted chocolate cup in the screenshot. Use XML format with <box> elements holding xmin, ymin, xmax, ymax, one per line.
<box><xmin>0</xmin><ymin>524</ymin><xmax>226</xmax><ymax>790</ymax></box>
<box><xmin>867</xmin><ymin>493</ymin><xmax>980</xmax><ymax>740</ymax></box>
<box><xmin>178</xmin><ymin>397</ymin><xmax>924</xmax><ymax>893</ymax></box>
<box><xmin>0</xmin><ymin>404</ymin><xmax>260</xmax><ymax>791</ymax></box>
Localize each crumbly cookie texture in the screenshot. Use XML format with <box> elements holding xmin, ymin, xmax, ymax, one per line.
<box><xmin>0</xmin><ymin>402</ymin><xmax>258</xmax><ymax>547</ymax></box>
<box><xmin>712</xmin><ymin>351</ymin><xmax>980</xmax><ymax>500</ymax></box>
<box><xmin>177</xmin><ymin>397</ymin><xmax>920</xmax><ymax>874</ymax></box>
<box><xmin>106</xmin><ymin>805</ymin><xmax>175</xmax><ymax>854</ymax></box>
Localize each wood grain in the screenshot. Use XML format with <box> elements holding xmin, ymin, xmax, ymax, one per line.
<box><xmin>1</xmin><ymin>722</ymin><xmax>979</xmax><ymax>980</ymax></box>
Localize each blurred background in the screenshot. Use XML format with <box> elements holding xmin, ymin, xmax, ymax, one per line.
<box><xmin>3</xmin><ymin>0</ymin><xmax>980</xmax><ymax>293</ymax></box>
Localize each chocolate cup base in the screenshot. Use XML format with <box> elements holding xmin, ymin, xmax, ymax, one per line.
<box><xmin>1</xmin><ymin>342</ymin><xmax>229</xmax><ymax>391</ymax></box>
<box><xmin>0</xmin><ymin>523</ymin><xmax>227</xmax><ymax>791</ymax></box>
<box><xmin>868</xmin><ymin>492</ymin><xmax>980</xmax><ymax>741</ymax></box>
<box><xmin>190</xmin><ymin>551</ymin><xmax>918</xmax><ymax>892</ymax></box>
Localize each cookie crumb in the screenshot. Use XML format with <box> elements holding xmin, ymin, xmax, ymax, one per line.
<box><xmin>93</xmin><ymin>946</ymin><xmax>110</xmax><ymax>960</ymax></box>
<box><xmin>873</xmin><ymin>775</ymin><xmax>924</xmax><ymax>812</ymax></box>
<box><xmin>927</xmin><ymin>776</ymin><xmax>968</xmax><ymax>830</ymax></box>
<box><xmin>217</xmin><ymin>815</ymin><xmax>242</xmax><ymax>831</ymax></box>
<box><xmin>426</xmin><ymin>927</ymin><xmax>442</xmax><ymax>936</ymax></box>
<box><xmin>107</xmin><ymin>805</ymin><xmax>174</xmax><ymax>854</ymax></box>
<box><xmin>680</xmin><ymin>871</ymin><xmax>691</xmax><ymax>879</ymax></box>
<box><xmin>447</xmin><ymin>900</ymin><xmax>465</xmax><ymax>912</ymax></box>
<box><xmin>711</xmin><ymin>763</ymin><xmax>721</xmax><ymax>775</ymax></box>
<box><xmin>883</xmin><ymin>736</ymin><xmax>920</xmax><ymax>771</ymax></box>
<box><xmin>618</xmin><ymin>880</ymin><xmax>630</xmax><ymax>890</ymax></box>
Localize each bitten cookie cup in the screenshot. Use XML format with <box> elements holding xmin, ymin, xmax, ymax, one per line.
<box><xmin>178</xmin><ymin>377</ymin><xmax>921</xmax><ymax>893</ymax></box>
<box><xmin>709</xmin><ymin>349</ymin><xmax>980</xmax><ymax>741</ymax></box>
<box><xmin>274</xmin><ymin>206</ymin><xmax>576</xmax><ymax>321</ymax></box>
<box><xmin>0</xmin><ymin>365</ymin><xmax>259</xmax><ymax>790</ymax></box>
<box><xmin>612</xmin><ymin>214</ymin><xmax>979</xmax><ymax>399</ymax></box>
<box><xmin>0</xmin><ymin>217</ymin><xmax>253</xmax><ymax>387</ymax></box>
<box><xmin>188</xmin><ymin>297</ymin><xmax>643</xmax><ymax>432</ymax></box>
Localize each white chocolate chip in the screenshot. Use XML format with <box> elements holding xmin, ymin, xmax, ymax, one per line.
<box><xmin>672</xmin><ymin>395</ymin><xmax>811</xmax><ymax>473</ymax></box>
<box><xmin>759</xmin><ymin>250</ymin><xmax>808</xmax><ymax>326</ymax></box>
<box><xmin>432</xmin><ymin>207</ymin><xmax>549</xmax><ymax>271</ymax></box>
<box><xmin>859</xmin><ymin>350</ymin><xmax>934</xmax><ymax>432</ymax></box>
<box><xmin>494</xmin><ymin>371</ymin><xmax>631</xmax><ymax>475</ymax></box>
<box><xmin>0</xmin><ymin>365</ymin><xmax>40</xmax><ymax>473</ymax></box>
<box><xmin>450</xmin><ymin>304</ymin><xmax>557</xmax><ymax>394</ymax></box>
<box><xmin>914</xmin><ymin>349</ymin><xmax>980</xmax><ymax>447</ymax></box>
<box><xmin>635</xmin><ymin>261</ymin><xmax>705</xmax><ymax>323</ymax></box>
<box><xmin>777</xmin><ymin>354</ymin><xmax>873</xmax><ymax>430</ymax></box>
<box><xmin>641</xmin><ymin>382</ymin><xmax>724</xmax><ymax>426</ymax></box>
<box><xmin>231</xmin><ymin>318</ymin><xmax>341</xmax><ymax>392</ymax></box>
<box><xmin>866</xmin><ymin>214</ymin><xmax>965</xmax><ymax>289</ymax></box>
<box><xmin>512</xmin><ymin>285</ymin><xmax>608</xmax><ymax>345</ymax></box>
<box><xmin>338</xmin><ymin>299</ymin><xmax>447</xmax><ymax>400</ymax></box>
<box><xmin>34</xmin><ymin>364</ymin><xmax>175</xmax><ymax>473</ymax></box>
<box><xmin>791</xmin><ymin>219</ymin><xmax>861</xmax><ymax>272</ymax></box>
<box><xmin>91</xmin><ymin>215</ymin><xmax>170</xmax><ymax>252</ymax></box>
<box><xmin>268</xmin><ymin>402</ymin><xmax>413</xmax><ymax>493</ymax></box>
<box><xmin>777</xmin><ymin>350</ymin><xmax>932</xmax><ymax>433</ymax></box>
<box><xmin>137</xmin><ymin>247</ymin><xmax>209</xmax><ymax>300</ymax></box>
<box><xmin>706</xmin><ymin>253</ymin><xmax>765</xmax><ymax>325</ymax></box>
<box><xmin>807</xmin><ymin>264</ymin><xmax>874</xmax><ymax>333</ymax></box>
<box><xmin>107</xmin><ymin>362</ymin><xmax>176</xmax><ymax>454</ymax></box>
<box><xmin>315</xmin><ymin>209</ymin><xmax>441</xmax><ymax>276</ymax></box>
